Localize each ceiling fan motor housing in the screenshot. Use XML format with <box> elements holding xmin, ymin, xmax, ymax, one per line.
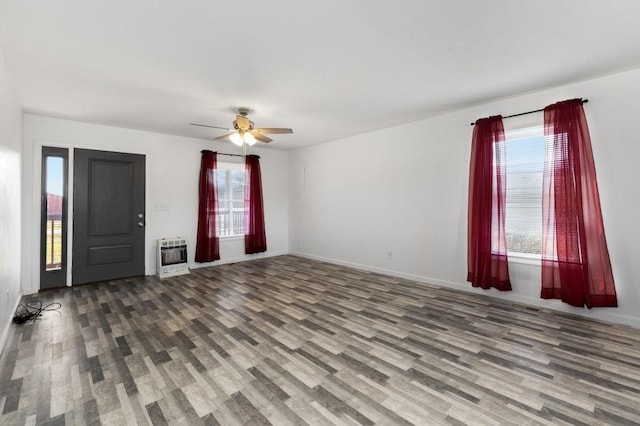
<box><xmin>234</xmin><ymin>115</ymin><xmax>253</xmax><ymax>132</ymax></box>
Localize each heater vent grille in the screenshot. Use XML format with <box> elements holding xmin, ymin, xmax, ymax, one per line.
<box><xmin>157</xmin><ymin>237</ymin><xmax>190</xmax><ymax>279</ymax></box>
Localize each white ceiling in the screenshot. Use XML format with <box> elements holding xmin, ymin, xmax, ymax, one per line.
<box><xmin>1</xmin><ymin>1</ymin><xmax>640</xmax><ymax>150</ymax></box>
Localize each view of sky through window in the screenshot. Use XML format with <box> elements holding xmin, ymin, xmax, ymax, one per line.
<box><xmin>46</xmin><ymin>157</ymin><xmax>63</xmax><ymax>196</ymax></box>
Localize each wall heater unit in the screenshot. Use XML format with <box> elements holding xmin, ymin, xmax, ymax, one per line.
<box><xmin>157</xmin><ymin>238</ymin><xmax>190</xmax><ymax>279</ymax></box>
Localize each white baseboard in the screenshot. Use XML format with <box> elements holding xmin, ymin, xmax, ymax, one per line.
<box><xmin>289</xmin><ymin>251</ymin><xmax>640</xmax><ymax>329</ymax></box>
<box><xmin>0</xmin><ymin>294</ymin><xmax>22</xmax><ymax>359</ymax></box>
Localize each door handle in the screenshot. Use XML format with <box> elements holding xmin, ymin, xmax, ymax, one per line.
<box><xmin>137</xmin><ymin>221</ymin><xmax>144</xmax><ymax>227</ymax></box>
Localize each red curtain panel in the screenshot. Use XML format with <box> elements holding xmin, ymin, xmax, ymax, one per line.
<box><xmin>244</xmin><ymin>155</ymin><xmax>267</xmax><ymax>254</ymax></box>
<box><xmin>195</xmin><ymin>150</ymin><xmax>220</xmax><ymax>262</ymax></box>
<box><xmin>541</xmin><ymin>99</ymin><xmax>617</xmax><ymax>307</ymax></box>
<box><xmin>467</xmin><ymin>116</ymin><xmax>512</xmax><ymax>291</ymax></box>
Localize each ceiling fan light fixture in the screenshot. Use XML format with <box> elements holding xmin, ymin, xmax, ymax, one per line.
<box><xmin>230</xmin><ymin>132</ymin><xmax>244</xmax><ymax>146</ymax></box>
<box><xmin>244</xmin><ymin>132</ymin><xmax>257</xmax><ymax>146</ymax></box>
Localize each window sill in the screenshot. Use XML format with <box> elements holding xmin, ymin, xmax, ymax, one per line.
<box><xmin>507</xmin><ymin>252</ymin><xmax>541</xmax><ymax>266</ymax></box>
<box><xmin>219</xmin><ymin>235</ymin><xmax>244</xmax><ymax>241</ymax></box>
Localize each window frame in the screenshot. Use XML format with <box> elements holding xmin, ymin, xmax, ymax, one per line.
<box><xmin>40</xmin><ymin>146</ymin><xmax>69</xmax><ymax>288</ymax></box>
<box><xmin>502</xmin><ymin>124</ymin><xmax>545</xmax><ymax>261</ymax></box>
<box><xmin>216</xmin><ymin>161</ymin><xmax>247</xmax><ymax>239</ymax></box>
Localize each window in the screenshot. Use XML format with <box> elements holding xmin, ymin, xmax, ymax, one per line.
<box><xmin>45</xmin><ymin>156</ymin><xmax>64</xmax><ymax>270</ymax></box>
<box><xmin>41</xmin><ymin>146</ymin><xmax>68</xmax><ymax>288</ymax></box>
<box><xmin>503</xmin><ymin>126</ymin><xmax>545</xmax><ymax>256</ymax></box>
<box><xmin>216</xmin><ymin>163</ymin><xmax>246</xmax><ymax>237</ymax></box>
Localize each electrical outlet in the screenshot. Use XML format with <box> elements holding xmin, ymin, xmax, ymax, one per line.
<box><xmin>387</xmin><ymin>251</ymin><xmax>393</xmax><ymax>260</ymax></box>
<box><xmin>154</xmin><ymin>202</ymin><xmax>170</xmax><ymax>211</ymax></box>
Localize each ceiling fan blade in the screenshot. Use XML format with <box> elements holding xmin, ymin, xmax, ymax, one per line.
<box><xmin>252</xmin><ymin>132</ymin><xmax>273</xmax><ymax>143</ymax></box>
<box><xmin>190</xmin><ymin>123</ymin><xmax>233</xmax><ymax>131</ymax></box>
<box><xmin>254</xmin><ymin>128</ymin><xmax>293</xmax><ymax>134</ymax></box>
<box><xmin>214</xmin><ymin>132</ymin><xmax>235</xmax><ymax>141</ymax></box>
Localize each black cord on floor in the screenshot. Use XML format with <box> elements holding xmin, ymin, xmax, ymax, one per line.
<box><xmin>12</xmin><ymin>300</ymin><xmax>62</xmax><ymax>324</ymax></box>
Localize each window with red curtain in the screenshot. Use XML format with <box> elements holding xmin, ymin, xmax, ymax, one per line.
<box><xmin>541</xmin><ymin>99</ymin><xmax>617</xmax><ymax>308</ymax></box>
<box><xmin>215</xmin><ymin>163</ymin><xmax>247</xmax><ymax>237</ymax></box>
<box><xmin>244</xmin><ymin>155</ymin><xmax>267</xmax><ymax>254</ymax></box>
<box><xmin>467</xmin><ymin>116</ymin><xmax>512</xmax><ymax>291</ymax></box>
<box><xmin>195</xmin><ymin>150</ymin><xmax>220</xmax><ymax>262</ymax></box>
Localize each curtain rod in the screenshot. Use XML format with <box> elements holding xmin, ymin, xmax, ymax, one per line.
<box><xmin>216</xmin><ymin>152</ymin><xmax>261</xmax><ymax>159</ymax></box>
<box><xmin>217</xmin><ymin>152</ymin><xmax>245</xmax><ymax>158</ymax></box>
<box><xmin>201</xmin><ymin>150</ymin><xmax>261</xmax><ymax>159</ymax></box>
<box><xmin>469</xmin><ymin>99</ymin><xmax>589</xmax><ymax>126</ymax></box>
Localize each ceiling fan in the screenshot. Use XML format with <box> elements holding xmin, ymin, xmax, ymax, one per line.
<box><xmin>190</xmin><ymin>108</ymin><xmax>293</xmax><ymax>146</ymax></box>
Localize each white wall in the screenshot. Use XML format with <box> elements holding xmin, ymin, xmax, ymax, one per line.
<box><xmin>22</xmin><ymin>115</ymin><xmax>289</xmax><ymax>294</ymax></box>
<box><xmin>289</xmin><ymin>68</ymin><xmax>640</xmax><ymax>327</ymax></box>
<box><xmin>0</xmin><ymin>49</ymin><xmax>23</xmax><ymax>350</ymax></box>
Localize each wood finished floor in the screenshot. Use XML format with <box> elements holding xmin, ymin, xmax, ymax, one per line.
<box><xmin>1</xmin><ymin>255</ymin><xmax>639</xmax><ymax>425</ymax></box>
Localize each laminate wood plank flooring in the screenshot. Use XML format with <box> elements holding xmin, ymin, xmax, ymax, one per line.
<box><xmin>1</xmin><ymin>255</ymin><xmax>639</xmax><ymax>425</ymax></box>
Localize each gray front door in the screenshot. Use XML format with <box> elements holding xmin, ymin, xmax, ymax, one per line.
<box><xmin>73</xmin><ymin>149</ymin><xmax>145</xmax><ymax>285</ymax></box>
